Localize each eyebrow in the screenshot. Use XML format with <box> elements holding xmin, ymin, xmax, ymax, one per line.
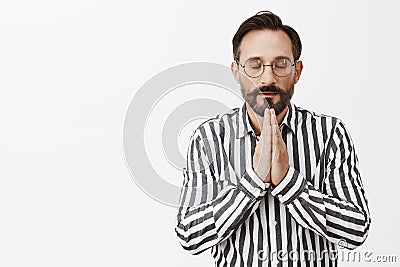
<box><xmin>245</xmin><ymin>55</ymin><xmax>292</xmax><ymax>62</ymax></box>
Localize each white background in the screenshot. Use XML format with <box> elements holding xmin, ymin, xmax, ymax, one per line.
<box><xmin>1</xmin><ymin>0</ymin><xmax>399</xmax><ymax>266</ymax></box>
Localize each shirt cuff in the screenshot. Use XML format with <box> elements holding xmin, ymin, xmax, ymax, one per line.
<box><xmin>238</xmin><ymin>167</ymin><xmax>270</xmax><ymax>200</ymax></box>
<box><xmin>271</xmin><ymin>166</ymin><xmax>306</xmax><ymax>205</ymax></box>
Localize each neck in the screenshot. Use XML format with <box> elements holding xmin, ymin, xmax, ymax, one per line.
<box><xmin>246</xmin><ymin>103</ymin><xmax>288</xmax><ymax>135</ymax></box>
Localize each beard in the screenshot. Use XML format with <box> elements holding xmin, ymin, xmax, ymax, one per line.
<box><xmin>242</xmin><ymin>83</ymin><xmax>294</xmax><ymax>117</ymax></box>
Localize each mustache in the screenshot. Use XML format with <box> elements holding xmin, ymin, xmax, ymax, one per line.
<box><xmin>258</xmin><ymin>85</ymin><xmax>283</xmax><ymax>93</ymax></box>
<box><xmin>246</xmin><ymin>85</ymin><xmax>284</xmax><ymax>97</ymax></box>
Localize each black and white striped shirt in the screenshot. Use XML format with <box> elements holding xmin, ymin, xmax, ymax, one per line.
<box><xmin>175</xmin><ymin>102</ymin><xmax>370</xmax><ymax>266</ymax></box>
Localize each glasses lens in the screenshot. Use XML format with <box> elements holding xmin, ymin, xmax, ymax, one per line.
<box><xmin>244</xmin><ymin>58</ymin><xmax>263</xmax><ymax>78</ymax></box>
<box><xmin>272</xmin><ymin>58</ymin><xmax>292</xmax><ymax>77</ymax></box>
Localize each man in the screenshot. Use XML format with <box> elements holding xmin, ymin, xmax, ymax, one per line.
<box><xmin>175</xmin><ymin>11</ymin><xmax>370</xmax><ymax>266</ymax></box>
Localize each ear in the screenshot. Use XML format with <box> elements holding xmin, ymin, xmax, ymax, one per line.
<box><xmin>293</xmin><ymin>60</ymin><xmax>303</xmax><ymax>84</ymax></box>
<box><xmin>231</xmin><ymin>61</ymin><xmax>240</xmax><ymax>84</ymax></box>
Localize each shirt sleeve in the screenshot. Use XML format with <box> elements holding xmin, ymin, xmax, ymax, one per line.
<box><xmin>271</xmin><ymin>120</ymin><xmax>371</xmax><ymax>249</ymax></box>
<box><xmin>175</xmin><ymin>127</ymin><xmax>270</xmax><ymax>255</ymax></box>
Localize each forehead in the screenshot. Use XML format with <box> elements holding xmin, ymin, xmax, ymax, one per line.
<box><xmin>239</xmin><ymin>29</ymin><xmax>293</xmax><ymax>61</ymax></box>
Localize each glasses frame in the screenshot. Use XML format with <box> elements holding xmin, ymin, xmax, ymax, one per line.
<box><xmin>235</xmin><ymin>57</ymin><xmax>298</xmax><ymax>78</ymax></box>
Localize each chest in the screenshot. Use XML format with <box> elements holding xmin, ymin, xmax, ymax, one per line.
<box><xmin>221</xmin><ymin>127</ymin><xmax>328</xmax><ymax>190</ymax></box>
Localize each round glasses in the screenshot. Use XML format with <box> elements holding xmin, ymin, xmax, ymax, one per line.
<box><xmin>236</xmin><ymin>57</ymin><xmax>296</xmax><ymax>78</ymax></box>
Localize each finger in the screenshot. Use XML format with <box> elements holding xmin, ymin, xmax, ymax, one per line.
<box><xmin>272</xmin><ymin>124</ymin><xmax>277</xmax><ymax>159</ymax></box>
<box><xmin>271</xmin><ymin>109</ymin><xmax>281</xmax><ymax>160</ymax></box>
<box><xmin>260</xmin><ymin>108</ymin><xmax>272</xmax><ymax>139</ymax></box>
<box><xmin>270</xmin><ymin>108</ymin><xmax>279</xmax><ymax>126</ymax></box>
<box><xmin>270</xmin><ymin>109</ymin><xmax>282</xmax><ymax>138</ymax></box>
<box><xmin>262</xmin><ymin>109</ymin><xmax>272</xmax><ymax>166</ymax></box>
<box><xmin>255</xmin><ymin>109</ymin><xmax>272</xmax><ymax>166</ymax></box>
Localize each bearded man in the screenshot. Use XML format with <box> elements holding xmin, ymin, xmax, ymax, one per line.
<box><xmin>175</xmin><ymin>11</ymin><xmax>370</xmax><ymax>266</ymax></box>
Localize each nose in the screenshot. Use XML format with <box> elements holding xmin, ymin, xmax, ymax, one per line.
<box><xmin>259</xmin><ymin>65</ymin><xmax>276</xmax><ymax>85</ymax></box>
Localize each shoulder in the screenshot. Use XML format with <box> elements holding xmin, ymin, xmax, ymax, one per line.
<box><xmin>293</xmin><ymin>104</ymin><xmax>353</xmax><ymax>142</ymax></box>
<box><xmin>189</xmin><ymin>107</ymin><xmax>240</xmax><ymax>141</ymax></box>
<box><xmin>295</xmin><ymin>104</ymin><xmax>343</xmax><ymax>128</ymax></box>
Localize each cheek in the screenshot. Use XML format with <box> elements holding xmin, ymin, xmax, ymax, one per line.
<box><xmin>279</xmin><ymin>75</ymin><xmax>296</xmax><ymax>89</ymax></box>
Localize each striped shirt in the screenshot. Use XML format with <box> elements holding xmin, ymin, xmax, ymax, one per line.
<box><xmin>175</xmin><ymin>102</ymin><xmax>371</xmax><ymax>266</ymax></box>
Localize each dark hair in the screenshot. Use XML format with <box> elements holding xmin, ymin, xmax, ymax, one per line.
<box><xmin>232</xmin><ymin>11</ymin><xmax>302</xmax><ymax>62</ymax></box>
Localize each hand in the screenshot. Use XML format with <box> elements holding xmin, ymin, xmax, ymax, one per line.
<box><xmin>270</xmin><ymin>109</ymin><xmax>289</xmax><ymax>186</ymax></box>
<box><xmin>252</xmin><ymin>109</ymin><xmax>289</xmax><ymax>185</ymax></box>
<box><xmin>252</xmin><ymin>109</ymin><xmax>272</xmax><ymax>183</ymax></box>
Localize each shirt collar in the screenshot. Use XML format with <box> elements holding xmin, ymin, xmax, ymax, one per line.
<box><xmin>236</xmin><ymin>103</ymin><xmax>252</xmax><ymax>139</ymax></box>
<box><xmin>236</xmin><ymin>102</ymin><xmax>299</xmax><ymax>139</ymax></box>
<box><xmin>280</xmin><ymin>102</ymin><xmax>298</xmax><ymax>135</ymax></box>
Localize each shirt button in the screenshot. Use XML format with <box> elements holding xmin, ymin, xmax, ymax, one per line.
<box><xmin>274</xmin><ymin>220</ymin><xmax>277</xmax><ymax>226</ymax></box>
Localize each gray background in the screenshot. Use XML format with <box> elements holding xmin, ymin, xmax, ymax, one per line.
<box><xmin>1</xmin><ymin>0</ymin><xmax>399</xmax><ymax>266</ymax></box>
